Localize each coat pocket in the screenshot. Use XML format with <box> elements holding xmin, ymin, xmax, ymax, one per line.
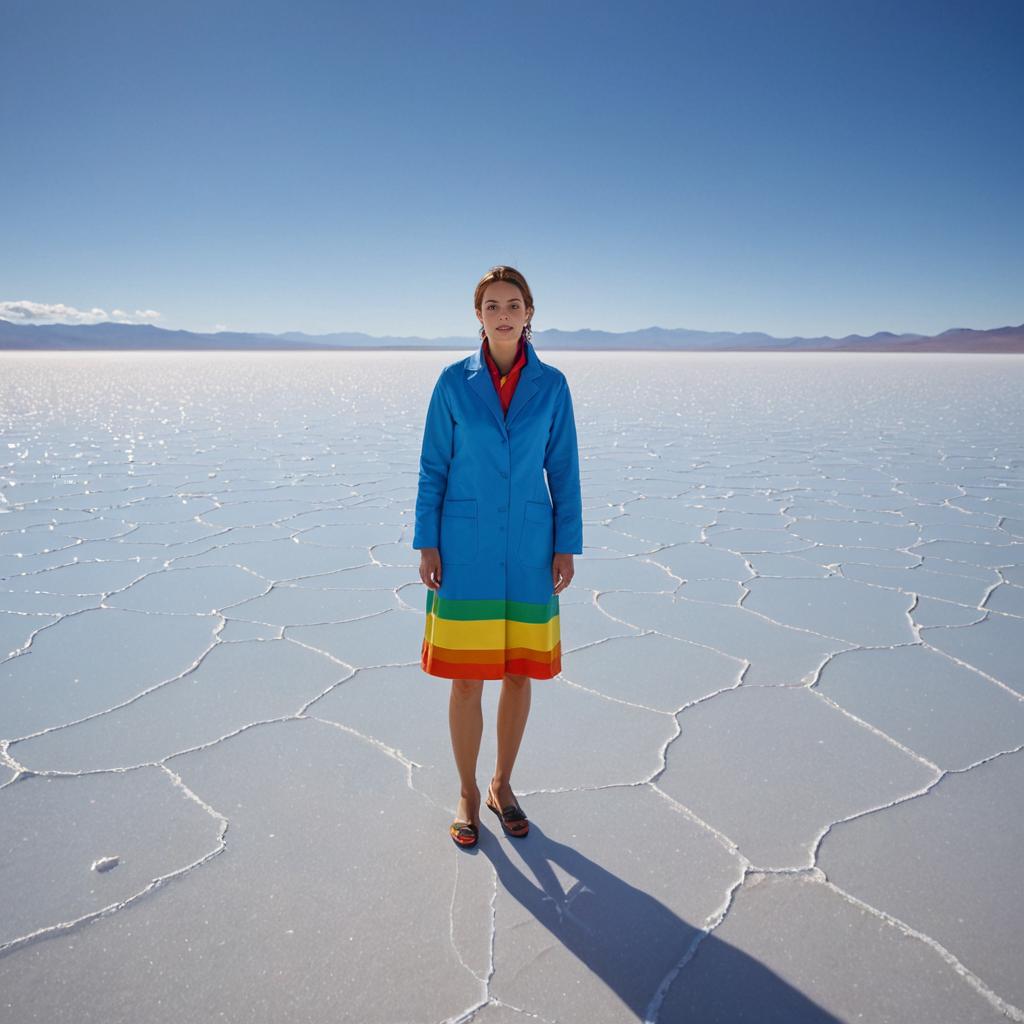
<box><xmin>440</xmin><ymin>498</ymin><xmax>478</xmax><ymax>565</ymax></box>
<box><xmin>517</xmin><ymin>500</ymin><xmax>554</xmax><ymax>569</ymax></box>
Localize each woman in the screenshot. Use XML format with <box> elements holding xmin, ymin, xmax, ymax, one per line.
<box><xmin>413</xmin><ymin>266</ymin><xmax>583</xmax><ymax>848</ymax></box>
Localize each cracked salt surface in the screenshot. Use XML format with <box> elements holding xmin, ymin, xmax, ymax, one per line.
<box><xmin>1</xmin><ymin>351</ymin><xmax>1022</xmax><ymax>1023</ymax></box>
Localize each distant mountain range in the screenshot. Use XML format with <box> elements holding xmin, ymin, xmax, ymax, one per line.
<box><xmin>1</xmin><ymin>318</ymin><xmax>1022</xmax><ymax>353</ymax></box>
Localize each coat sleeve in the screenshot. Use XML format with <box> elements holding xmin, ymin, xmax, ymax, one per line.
<box><xmin>544</xmin><ymin>375</ymin><xmax>583</xmax><ymax>554</ymax></box>
<box><xmin>413</xmin><ymin>373</ymin><xmax>454</xmax><ymax>549</ymax></box>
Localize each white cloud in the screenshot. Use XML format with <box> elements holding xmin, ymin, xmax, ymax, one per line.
<box><xmin>0</xmin><ymin>300</ymin><xmax>162</xmax><ymax>325</ymax></box>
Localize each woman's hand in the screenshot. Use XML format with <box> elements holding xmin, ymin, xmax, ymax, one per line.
<box><xmin>552</xmin><ymin>552</ymin><xmax>574</xmax><ymax>595</ymax></box>
<box><xmin>419</xmin><ymin>548</ymin><xmax>442</xmax><ymax>590</ymax></box>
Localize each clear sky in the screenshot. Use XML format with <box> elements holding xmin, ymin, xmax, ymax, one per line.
<box><xmin>1</xmin><ymin>0</ymin><xmax>1021</xmax><ymax>339</ymax></box>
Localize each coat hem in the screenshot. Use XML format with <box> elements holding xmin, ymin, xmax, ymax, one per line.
<box><xmin>421</xmin><ymin>642</ymin><xmax>561</xmax><ymax>680</ymax></box>
<box><xmin>421</xmin><ymin>666</ymin><xmax>560</xmax><ymax>681</ymax></box>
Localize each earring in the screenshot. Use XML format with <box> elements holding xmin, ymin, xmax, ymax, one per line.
<box><xmin>479</xmin><ymin>325</ymin><xmax>486</xmax><ymax>341</ymax></box>
<box><xmin>523</xmin><ymin>322</ymin><xmax>532</xmax><ymax>343</ymax></box>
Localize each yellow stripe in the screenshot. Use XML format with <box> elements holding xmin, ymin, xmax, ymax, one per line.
<box><xmin>425</xmin><ymin>611</ymin><xmax>560</xmax><ymax>652</ymax></box>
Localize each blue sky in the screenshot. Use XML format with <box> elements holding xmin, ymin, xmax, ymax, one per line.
<box><xmin>1</xmin><ymin>0</ymin><xmax>1021</xmax><ymax>339</ymax></box>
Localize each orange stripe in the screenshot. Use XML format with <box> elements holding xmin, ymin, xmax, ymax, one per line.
<box><xmin>422</xmin><ymin>642</ymin><xmax>561</xmax><ymax>680</ymax></box>
<box><xmin>423</xmin><ymin>642</ymin><xmax>561</xmax><ymax>664</ymax></box>
<box><xmin>424</xmin><ymin>658</ymin><xmax>499</xmax><ymax>679</ymax></box>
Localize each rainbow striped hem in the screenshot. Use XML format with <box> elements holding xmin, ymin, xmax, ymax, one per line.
<box><xmin>421</xmin><ymin>591</ymin><xmax>561</xmax><ymax>680</ymax></box>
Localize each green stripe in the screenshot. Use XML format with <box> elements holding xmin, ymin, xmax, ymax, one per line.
<box><xmin>426</xmin><ymin>591</ymin><xmax>558</xmax><ymax>623</ymax></box>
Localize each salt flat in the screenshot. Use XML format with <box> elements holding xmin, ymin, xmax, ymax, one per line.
<box><xmin>1</xmin><ymin>351</ymin><xmax>1022</xmax><ymax>1023</ymax></box>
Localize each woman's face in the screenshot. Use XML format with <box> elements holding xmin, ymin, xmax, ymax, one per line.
<box><xmin>477</xmin><ymin>281</ymin><xmax>533</xmax><ymax>344</ymax></box>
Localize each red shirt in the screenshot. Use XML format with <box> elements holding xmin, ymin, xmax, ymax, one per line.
<box><xmin>482</xmin><ymin>333</ymin><xmax>528</xmax><ymax>416</ymax></box>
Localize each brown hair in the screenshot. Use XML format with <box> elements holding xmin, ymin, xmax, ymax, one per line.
<box><xmin>474</xmin><ymin>265</ymin><xmax>534</xmax><ymax>327</ymax></box>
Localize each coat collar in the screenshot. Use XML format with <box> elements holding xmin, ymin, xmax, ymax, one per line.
<box><xmin>465</xmin><ymin>338</ymin><xmax>544</xmax><ymax>433</ymax></box>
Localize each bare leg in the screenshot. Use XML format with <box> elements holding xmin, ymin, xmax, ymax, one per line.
<box><xmin>491</xmin><ymin>674</ymin><xmax>531</xmax><ymax>808</ymax></box>
<box><xmin>450</xmin><ymin>679</ymin><xmax>484</xmax><ymax>825</ymax></box>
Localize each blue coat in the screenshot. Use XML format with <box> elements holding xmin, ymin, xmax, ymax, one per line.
<box><xmin>413</xmin><ymin>340</ymin><xmax>583</xmax><ymax>607</ymax></box>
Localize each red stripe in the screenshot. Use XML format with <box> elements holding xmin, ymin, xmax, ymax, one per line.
<box><xmin>422</xmin><ymin>642</ymin><xmax>561</xmax><ymax>680</ymax></box>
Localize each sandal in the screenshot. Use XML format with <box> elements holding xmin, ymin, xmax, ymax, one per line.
<box><xmin>450</xmin><ymin>819</ymin><xmax>479</xmax><ymax>848</ymax></box>
<box><xmin>486</xmin><ymin>784</ymin><xmax>529</xmax><ymax>838</ymax></box>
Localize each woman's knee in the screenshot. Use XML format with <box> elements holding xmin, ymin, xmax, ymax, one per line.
<box><xmin>503</xmin><ymin>673</ymin><xmax>530</xmax><ymax>688</ymax></box>
<box><xmin>451</xmin><ymin>678</ymin><xmax>484</xmax><ymax>699</ymax></box>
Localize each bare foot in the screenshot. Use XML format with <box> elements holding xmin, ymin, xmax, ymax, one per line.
<box><xmin>487</xmin><ymin>778</ymin><xmax>528</xmax><ymax>836</ymax></box>
<box><xmin>456</xmin><ymin>784</ymin><xmax>481</xmax><ymax>827</ymax></box>
<box><xmin>488</xmin><ymin>778</ymin><xmax>520</xmax><ymax>812</ymax></box>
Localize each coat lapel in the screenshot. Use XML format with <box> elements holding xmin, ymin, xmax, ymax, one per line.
<box><xmin>464</xmin><ymin>345</ymin><xmax>507</xmax><ymax>433</ymax></box>
<box><xmin>505</xmin><ymin>341</ymin><xmax>543</xmax><ymax>428</ymax></box>
<box><xmin>464</xmin><ymin>339</ymin><xmax>545</xmax><ymax>432</ymax></box>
